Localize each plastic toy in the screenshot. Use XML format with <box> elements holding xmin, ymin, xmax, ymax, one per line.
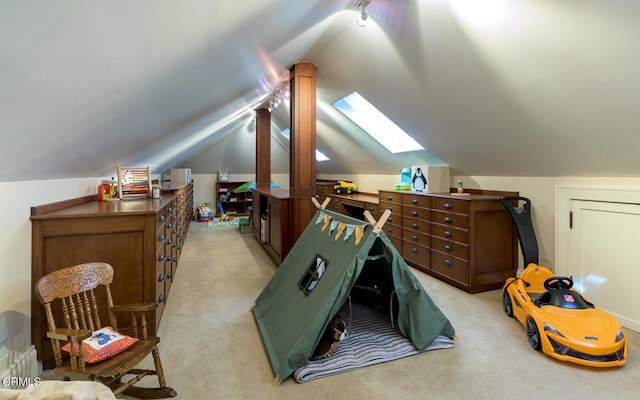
<box><xmin>501</xmin><ymin>196</ymin><xmax>627</xmax><ymax>367</ymax></box>
<box><xmin>334</xmin><ymin>180</ymin><xmax>357</xmax><ymax>194</ymax></box>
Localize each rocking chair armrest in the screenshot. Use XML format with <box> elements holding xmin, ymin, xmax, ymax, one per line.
<box><xmin>110</xmin><ymin>302</ymin><xmax>158</xmax><ymax>313</ymax></box>
<box><xmin>47</xmin><ymin>328</ymin><xmax>92</xmax><ymax>342</ymax></box>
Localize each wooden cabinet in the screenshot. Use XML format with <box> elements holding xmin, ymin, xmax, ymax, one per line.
<box><xmin>252</xmin><ymin>187</ymin><xmax>291</xmax><ymax>264</ymax></box>
<box><xmin>215</xmin><ymin>181</ymin><xmax>252</xmax><ymax>216</ymax></box>
<box><xmin>30</xmin><ymin>184</ymin><xmax>193</xmax><ymax>366</ymax></box>
<box><xmin>378</xmin><ymin>189</ymin><xmax>517</xmax><ymax>293</ymax></box>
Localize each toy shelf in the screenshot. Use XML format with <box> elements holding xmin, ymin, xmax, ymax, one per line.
<box><xmin>215</xmin><ymin>181</ymin><xmax>252</xmax><ymax>216</ymax></box>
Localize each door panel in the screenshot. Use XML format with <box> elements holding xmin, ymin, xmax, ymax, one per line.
<box><xmin>571</xmin><ymin>200</ymin><xmax>640</xmax><ymax>332</ymax></box>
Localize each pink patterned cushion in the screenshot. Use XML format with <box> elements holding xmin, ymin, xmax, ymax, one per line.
<box><xmin>61</xmin><ymin>326</ymin><xmax>138</xmax><ymax>364</ymax></box>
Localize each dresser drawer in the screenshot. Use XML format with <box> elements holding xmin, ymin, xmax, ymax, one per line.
<box><xmin>402</xmin><ymin>206</ymin><xmax>430</xmax><ymax>220</ymax></box>
<box><xmin>379</xmin><ymin>201</ymin><xmax>401</xmax><ymax>214</ymax></box>
<box><xmin>402</xmin><ymin>241</ymin><xmax>430</xmax><ymax>270</ymax></box>
<box><xmin>363</xmin><ymin>202</ymin><xmax>379</xmax><ymax>217</ymax></box>
<box><xmin>156</xmin><ymin>208</ymin><xmax>167</xmax><ymax>230</ymax></box>
<box><xmin>402</xmin><ymin>193</ymin><xmax>430</xmax><ymax>208</ymax></box>
<box><xmin>431</xmin><ymin>223</ymin><xmax>469</xmax><ymax>244</ymax></box>
<box><xmin>431</xmin><ymin>236</ymin><xmax>468</xmax><ymax>260</ymax></box>
<box><xmin>431</xmin><ymin>251</ymin><xmax>469</xmax><ymax>285</ymax></box>
<box><xmin>379</xmin><ymin>191</ymin><xmax>401</xmax><ymax>204</ymax></box>
<box><xmin>402</xmin><ymin>217</ymin><xmax>430</xmax><ymax>233</ymax></box>
<box><xmin>431</xmin><ymin>197</ymin><xmax>470</xmax><ymax>214</ymax></box>
<box><xmin>383</xmin><ymin>213</ymin><xmax>402</xmax><ymax>228</ymax></box>
<box><xmin>382</xmin><ymin>222</ymin><xmax>402</xmax><ymax>238</ymax></box>
<box><xmin>402</xmin><ymin>228</ymin><xmax>430</xmax><ymax>247</ymax></box>
<box><xmin>430</xmin><ymin>210</ymin><xmax>469</xmax><ymax>229</ymax></box>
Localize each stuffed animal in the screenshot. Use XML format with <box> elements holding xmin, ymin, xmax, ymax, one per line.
<box><xmin>312</xmin><ymin>315</ymin><xmax>347</xmax><ymax>359</ymax></box>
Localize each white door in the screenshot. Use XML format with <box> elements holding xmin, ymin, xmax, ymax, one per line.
<box><xmin>570</xmin><ymin>199</ymin><xmax>640</xmax><ymax>332</ymax></box>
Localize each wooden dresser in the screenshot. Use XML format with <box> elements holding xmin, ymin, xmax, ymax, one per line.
<box><xmin>30</xmin><ymin>184</ymin><xmax>193</xmax><ymax>365</ymax></box>
<box><xmin>378</xmin><ymin>189</ymin><xmax>518</xmax><ymax>293</ymax></box>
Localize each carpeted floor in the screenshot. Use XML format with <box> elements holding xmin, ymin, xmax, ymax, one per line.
<box><xmin>48</xmin><ymin>222</ymin><xmax>640</xmax><ymax>399</ymax></box>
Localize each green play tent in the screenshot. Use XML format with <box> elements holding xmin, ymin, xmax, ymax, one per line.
<box><xmin>252</xmin><ymin>208</ymin><xmax>455</xmax><ymax>383</ymax></box>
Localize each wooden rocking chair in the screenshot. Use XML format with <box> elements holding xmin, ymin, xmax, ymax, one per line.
<box><xmin>35</xmin><ymin>262</ymin><xmax>177</xmax><ymax>399</ymax></box>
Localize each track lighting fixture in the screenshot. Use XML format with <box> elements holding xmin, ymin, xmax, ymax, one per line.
<box><xmin>356</xmin><ymin>0</ymin><xmax>371</xmax><ymax>27</ymax></box>
<box><xmin>267</xmin><ymin>81</ymin><xmax>290</xmax><ymax>112</ymax></box>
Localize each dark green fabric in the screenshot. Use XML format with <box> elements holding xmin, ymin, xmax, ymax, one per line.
<box><xmin>252</xmin><ymin>209</ymin><xmax>455</xmax><ymax>382</ymax></box>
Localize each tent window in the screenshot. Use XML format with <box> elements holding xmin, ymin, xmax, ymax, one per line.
<box><xmin>299</xmin><ymin>254</ymin><xmax>329</xmax><ymax>296</ymax></box>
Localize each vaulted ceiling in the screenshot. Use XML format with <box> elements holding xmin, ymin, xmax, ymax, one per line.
<box><xmin>2</xmin><ymin>0</ymin><xmax>640</xmax><ymax>182</ymax></box>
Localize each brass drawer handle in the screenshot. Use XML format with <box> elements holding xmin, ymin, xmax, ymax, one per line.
<box><xmin>444</xmin><ymin>216</ymin><xmax>453</xmax><ymax>223</ymax></box>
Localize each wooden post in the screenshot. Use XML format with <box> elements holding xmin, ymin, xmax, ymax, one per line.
<box><xmin>289</xmin><ymin>61</ymin><xmax>317</xmax><ymax>243</ymax></box>
<box><xmin>255</xmin><ymin>108</ymin><xmax>271</xmax><ymax>189</ymax></box>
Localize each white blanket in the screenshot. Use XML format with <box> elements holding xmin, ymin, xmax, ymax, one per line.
<box><xmin>0</xmin><ymin>381</ymin><xmax>117</xmax><ymax>400</ymax></box>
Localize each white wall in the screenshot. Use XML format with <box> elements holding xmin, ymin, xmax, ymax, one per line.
<box><xmin>0</xmin><ymin>178</ymin><xmax>100</xmax><ymax>317</ymax></box>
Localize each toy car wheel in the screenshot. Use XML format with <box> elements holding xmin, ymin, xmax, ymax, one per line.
<box><xmin>502</xmin><ymin>291</ymin><xmax>513</xmax><ymax>317</ymax></box>
<box><xmin>526</xmin><ymin>318</ymin><xmax>541</xmax><ymax>351</ymax></box>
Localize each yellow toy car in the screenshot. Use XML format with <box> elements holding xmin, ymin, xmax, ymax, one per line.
<box><xmin>502</xmin><ymin>264</ymin><xmax>627</xmax><ymax>367</ymax></box>
<box><xmin>334</xmin><ymin>180</ymin><xmax>357</xmax><ymax>194</ymax></box>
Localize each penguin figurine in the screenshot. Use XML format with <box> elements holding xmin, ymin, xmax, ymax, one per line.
<box><xmin>412</xmin><ymin>167</ymin><xmax>427</xmax><ymax>191</ymax></box>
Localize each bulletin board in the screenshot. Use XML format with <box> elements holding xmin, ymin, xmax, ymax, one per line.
<box><xmin>117</xmin><ymin>166</ymin><xmax>152</xmax><ymax>199</ymax></box>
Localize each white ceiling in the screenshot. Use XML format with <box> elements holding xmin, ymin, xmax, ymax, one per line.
<box><xmin>2</xmin><ymin>0</ymin><xmax>640</xmax><ymax>182</ymax></box>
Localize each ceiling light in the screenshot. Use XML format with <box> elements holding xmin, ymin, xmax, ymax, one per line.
<box><xmin>268</xmin><ymin>81</ymin><xmax>290</xmax><ymax>112</ymax></box>
<box><xmin>355</xmin><ymin>0</ymin><xmax>371</xmax><ymax>27</ymax></box>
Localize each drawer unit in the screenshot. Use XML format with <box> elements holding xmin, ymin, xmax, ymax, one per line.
<box><xmin>401</xmin><ymin>217</ymin><xmax>430</xmax><ymax>233</ymax></box>
<box><xmin>402</xmin><ymin>206</ymin><xmax>431</xmax><ymax>220</ymax></box>
<box><xmin>402</xmin><ymin>193</ymin><xmax>430</xmax><ymax>209</ymax></box>
<box><xmin>430</xmin><ymin>224</ymin><xmax>469</xmax><ymax>244</ymax></box>
<box><xmin>402</xmin><ymin>228</ymin><xmax>430</xmax><ymax>248</ymax></box>
<box><xmin>430</xmin><ymin>210</ymin><xmax>468</xmax><ymax>229</ymax></box>
<box><xmin>431</xmin><ymin>236</ymin><xmax>468</xmax><ymax>260</ymax></box>
<box><xmin>379</xmin><ymin>189</ymin><xmax>518</xmax><ymax>293</ymax></box>
<box><xmin>431</xmin><ymin>197</ymin><xmax>470</xmax><ymax>214</ymax></box>
<box><xmin>402</xmin><ymin>241</ymin><xmax>430</xmax><ymax>271</ymax></box>
<box><xmin>431</xmin><ymin>251</ymin><xmax>469</xmax><ymax>285</ymax></box>
<box><xmin>31</xmin><ymin>183</ymin><xmax>194</xmax><ymax>367</ymax></box>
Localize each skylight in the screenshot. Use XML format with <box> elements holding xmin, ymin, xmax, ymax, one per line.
<box><xmin>332</xmin><ymin>91</ymin><xmax>424</xmax><ymax>153</ymax></box>
<box><xmin>280</xmin><ymin>129</ymin><xmax>330</xmax><ymax>161</ymax></box>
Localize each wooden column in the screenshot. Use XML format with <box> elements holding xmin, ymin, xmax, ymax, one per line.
<box><xmin>289</xmin><ymin>61</ymin><xmax>317</xmax><ymax>242</ymax></box>
<box><xmin>255</xmin><ymin>108</ymin><xmax>271</xmax><ymax>189</ymax></box>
